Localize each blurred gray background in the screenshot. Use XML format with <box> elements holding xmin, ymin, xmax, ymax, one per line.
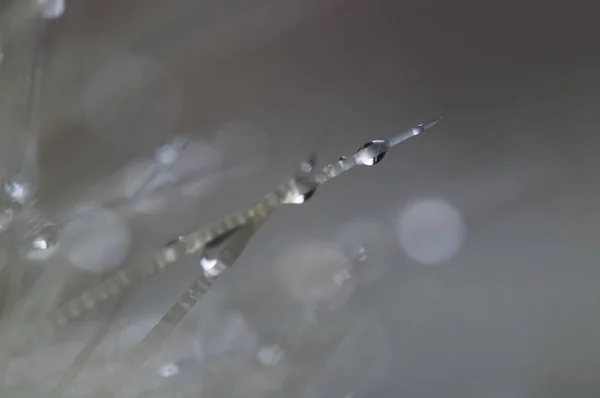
<box><xmin>2</xmin><ymin>0</ymin><xmax>600</xmax><ymax>397</ymax></box>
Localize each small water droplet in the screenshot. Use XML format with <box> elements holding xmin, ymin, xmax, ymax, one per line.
<box><xmin>256</xmin><ymin>344</ymin><xmax>284</xmax><ymax>365</ymax></box>
<box><xmin>165</xmin><ymin>236</ymin><xmax>184</xmax><ymax>247</ymax></box>
<box><xmin>356</xmin><ymin>141</ymin><xmax>386</xmax><ymax>166</ymax></box>
<box><xmin>32</xmin><ymin>225</ymin><xmax>59</xmax><ymax>249</ymax></box>
<box><xmin>23</xmin><ymin>223</ymin><xmax>60</xmax><ymax>260</ymax></box>
<box><xmin>4</xmin><ymin>180</ymin><xmax>34</xmax><ymax>205</ymax></box>
<box><xmin>201</xmin><ymin>256</ymin><xmax>225</xmax><ymax>278</ymax></box>
<box><xmin>189</xmin><ymin>289</ymin><xmax>201</xmax><ymax>300</ymax></box>
<box><xmin>333</xmin><ymin>269</ymin><xmax>352</xmax><ymax>286</ymax></box>
<box><xmin>39</xmin><ymin>0</ymin><xmax>65</xmax><ymax>19</ymax></box>
<box><xmin>0</xmin><ymin>206</ymin><xmax>14</xmax><ymax>231</ymax></box>
<box><xmin>155</xmin><ymin>137</ymin><xmax>187</xmax><ymax>166</ymax></box>
<box><xmin>157</xmin><ymin>363</ymin><xmax>179</xmax><ymax>378</ymax></box>
<box><xmin>200</xmin><ymin>257</ymin><xmax>217</xmax><ymax>271</ymax></box>
<box><xmin>299</xmin><ymin>159</ymin><xmax>314</xmax><ymax>173</ymax></box>
<box><xmin>356</xmin><ymin>246</ymin><xmax>368</xmax><ymax>262</ymax></box>
<box><xmin>291</xmin><ymin>187</ymin><xmax>316</xmax><ymax>204</ymax></box>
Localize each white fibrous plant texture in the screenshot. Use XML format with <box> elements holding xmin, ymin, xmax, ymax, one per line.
<box><xmin>0</xmin><ymin>2</ymin><xmax>447</xmax><ymax>397</ymax></box>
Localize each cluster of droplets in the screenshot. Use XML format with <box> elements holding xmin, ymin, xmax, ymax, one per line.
<box><xmin>0</xmin><ymin>179</ymin><xmax>60</xmax><ymax>259</ymax></box>
<box><xmin>288</xmin><ymin>140</ymin><xmax>388</xmax><ymax>205</ymax></box>
<box><xmin>0</xmin><ymin>0</ymin><xmax>67</xmax><ymax>255</ymax></box>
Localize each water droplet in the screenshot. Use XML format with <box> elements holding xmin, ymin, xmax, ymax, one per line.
<box><xmin>336</xmin><ymin>219</ymin><xmax>395</xmax><ymax>285</ymax></box>
<box><xmin>356</xmin><ymin>141</ymin><xmax>386</xmax><ymax>166</ymax></box>
<box><xmin>32</xmin><ymin>230</ymin><xmax>56</xmax><ymax>250</ymax></box>
<box><xmin>188</xmin><ymin>289</ymin><xmax>201</xmax><ymax>300</ymax></box>
<box><xmin>299</xmin><ymin>157</ymin><xmax>315</xmax><ymax>173</ymax></box>
<box><xmin>291</xmin><ymin>187</ymin><xmax>316</xmax><ymax>204</ymax></box>
<box><xmin>165</xmin><ymin>236</ymin><xmax>184</xmax><ymax>247</ymax></box>
<box><xmin>355</xmin><ymin>246</ymin><xmax>368</xmax><ymax>262</ymax></box>
<box><xmin>155</xmin><ymin>137</ymin><xmax>188</xmax><ymax>167</ymax></box>
<box><xmin>39</xmin><ymin>0</ymin><xmax>65</xmax><ymax>19</ymax></box>
<box><xmin>157</xmin><ymin>363</ymin><xmax>179</xmax><ymax>378</ymax></box>
<box><xmin>200</xmin><ymin>257</ymin><xmax>217</xmax><ymax>271</ymax></box>
<box><xmin>256</xmin><ymin>344</ymin><xmax>284</xmax><ymax>365</ymax></box>
<box><xmin>333</xmin><ymin>269</ymin><xmax>352</xmax><ymax>286</ymax></box>
<box><xmin>201</xmin><ymin>256</ymin><xmax>224</xmax><ymax>278</ymax></box>
<box><xmin>4</xmin><ymin>180</ymin><xmax>34</xmax><ymax>205</ymax></box>
<box><xmin>0</xmin><ymin>206</ymin><xmax>14</xmax><ymax>231</ymax></box>
<box><xmin>23</xmin><ymin>223</ymin><xmax>60</xmax><ymax>260</ymax></box>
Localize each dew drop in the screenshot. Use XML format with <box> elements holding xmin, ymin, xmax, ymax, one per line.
<box><xmin>201</xmin><ymin>256</ymin><xmax>225</xmax><ymax>278</ymax></box>
<box><xmin>200</xmin><ymin>257</ymin><xmax>217</xmax><ymax>271</ymax></box>
<box><xmin>155</xmin><ymin>137</ymin><xmax>188</xmax><ymax>167</ymax></box>
<box><xmin>336</xmin><ymin>219</ymin><xmax>394</xmax><ymax>285</ymax></box>
<box><xmin>31</xmin><ymin>228</ymin><xmax>57</xmax><ymax>250</ymax></box>
<box><xmin>355</xmin><ymin>246</ymin><xmax>368</xmax><ymax>263</ymax></box>
<box><xmin>157</xmin><ymin>363</ymin><xmax>179</xmax><ymax>378</ymax></box>
<box><xmin>291</xmin><ymin>187</ymin><xmax>316</xmax><ymax>204</ymax></box>
<box><xmin>256</xmin><ymin>344</ymin><xmax>284</xmax><ymax>366</ymax></box>
<box><xmin>39</xmin><ymin>0</ymin><xmax>66</xmax><ymax>19</ymax></box>
<box><xmin>0</xmin><ymin>206</ymin><xmax>14</xmax><ymax>231</ymax></box>
<box><xmin>4</xmin><ymin>180</ymin><xmax>34</xmax><ymax>205</ymax></box>
<box><xmin>299</xmin><ymin>156</ymin><xmax>315</xmax><ymax>173</ymax></box>
<box><xmin>333</xmin><ymin>269</ymin><xmax>352</xmax><ymax>286</ymax></box>
<box><xmin>356</xmin><ymin>141</ymin><xmax>386</xmax><ymax>166</ymax></box>
<box><xmin>23</xmin><ymin>223</ymin><xmax>60</xmax><ymax>260</ymax></box>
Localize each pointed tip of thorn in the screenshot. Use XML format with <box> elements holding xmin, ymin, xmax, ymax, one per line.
<box><xmin>423</xmin><ymin>116</ymin><xmax>443</xmax><ymax>130</ymax></box>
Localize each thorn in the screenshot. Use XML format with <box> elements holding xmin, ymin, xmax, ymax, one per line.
<box><xmin>422</xmin><ymin>116</ymin><xmax>443</xmax><ymax>130</ymax></box>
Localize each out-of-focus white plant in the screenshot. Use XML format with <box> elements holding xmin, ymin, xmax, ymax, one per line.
<box><xmin>0</xmin><ymin>1</ymin><xmax>442</xmax><ymax>397</ymax></box>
